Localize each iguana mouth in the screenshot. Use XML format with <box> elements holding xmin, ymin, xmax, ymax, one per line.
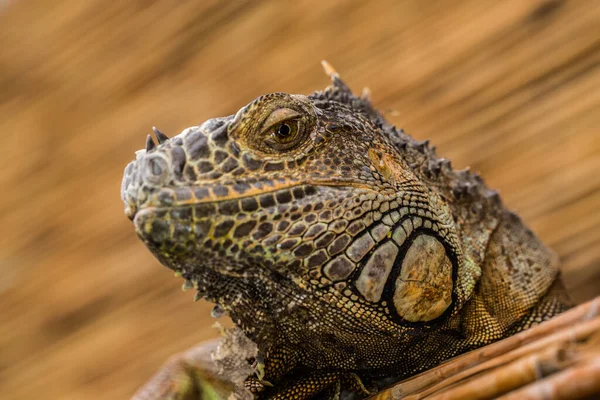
<box><xmin>124</xmin><ymin>178</ymin><xmax>319</xmax><ymax>221</ymax></box>
<box><xmin>130</xmin><ymin>183</ymin><xmax>322</xmax><ymax>244</ymax></box>
<box><xmin>125</xmin><ymin>178</ymin><xmax>371</xmax><ymax>220</ymax></box>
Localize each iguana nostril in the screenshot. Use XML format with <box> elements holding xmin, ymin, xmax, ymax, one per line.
<box><xmin>144</xmin><ymin>154</ymin><xmax>170</xmax><ymax>184</ymax></box>
<box><xmin>151</xmin><ymin>159</ymin><xmax>163</xmax><ymax>175</ymax></box>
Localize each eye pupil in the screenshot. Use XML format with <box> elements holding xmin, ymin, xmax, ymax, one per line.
<box><xmin>277</xmin><ymin>123</ymin><xmax>291</xmax><ymax>137</ymax></box>
<box><xmin>264</xmin><ymin>118</ymin><xmax>302</xmax><ymax>151</ymax></box>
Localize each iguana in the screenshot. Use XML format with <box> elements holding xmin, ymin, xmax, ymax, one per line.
<box><xmin>121</xmin><ymin>62</ymin><xmax>571</xmax><ymax>400</ymax></box>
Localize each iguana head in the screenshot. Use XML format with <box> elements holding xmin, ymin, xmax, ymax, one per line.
<box><xmin>121</xmin><ymin>63</ymin><xmax>483</xmax><ymax>353</ymax></box>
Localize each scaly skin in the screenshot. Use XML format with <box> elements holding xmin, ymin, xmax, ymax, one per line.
<box><xmin>121</xmin><ymin>63</ymin><xmax>571</xmax><ymax>399</ymax></box>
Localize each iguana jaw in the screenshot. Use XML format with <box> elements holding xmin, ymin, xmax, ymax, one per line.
<box><xmin>128</xmin><ymin>182</ymin><xmax>340</xmax><ymax>277</ymax></box>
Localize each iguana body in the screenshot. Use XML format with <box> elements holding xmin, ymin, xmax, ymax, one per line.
<box><xmin>121</xmin><ymin>63</ymin><xmax>571</xmax><ymax>399</ymax></box>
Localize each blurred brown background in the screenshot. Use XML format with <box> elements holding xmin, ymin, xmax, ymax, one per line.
<box><xmin>1</xmin><ymin>1</ymin><xmax>599</xmax><ymax>399</ymax></box>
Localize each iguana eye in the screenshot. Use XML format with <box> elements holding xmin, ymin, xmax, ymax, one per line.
<box><xmin>261</xmin><ymin>108</ymin><xmax>305</xmax><ymax>151</ymax></box>
<box><xmin>266</xmin><ymin>120</ymin><xmax>301</xmax><ymax>150</ymax></box>
<box><xmin>229</xmin><ymin>94</ymin><xmax>315</xmax><ymax>154</ymax></box>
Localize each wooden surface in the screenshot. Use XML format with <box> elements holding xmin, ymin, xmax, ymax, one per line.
<box><xmin>0</xmin><ymin>1</ymin><xmax>599</xmax><ymax>399</ymax></box>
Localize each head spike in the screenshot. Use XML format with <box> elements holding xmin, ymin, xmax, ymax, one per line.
<box><xmin>361</xmin><ymin>87</ymin><xmax>372</xmax><ymax>102</ymax></box>
<box><xmin>319</xmin><ymin>60</ymin><xmax>353</xmax><ymax>95</ymax></box>
<box><xmin>145</xmin><ymin>134</ymin><xmax>156</xmax><ymax>152</ymax></box>
<box><xmin>321</xmin><ymin>60</ymin><xmax>340</xmax><ymax>81</ymax></box>
<box><xmin>153</xmin><ymin>126</ymin><xmax>169</xmax><ymax>144</ymax></box>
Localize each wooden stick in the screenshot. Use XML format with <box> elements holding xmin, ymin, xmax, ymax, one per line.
<box><xmin>371</xmin><ymin>297</ymin><xmax>600</xmax><ymax>400</ymax></box>
<box><xmin>497</xmin><ymin>357</ymin><xmax>600</xmax><ymax>400</ymax></box>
